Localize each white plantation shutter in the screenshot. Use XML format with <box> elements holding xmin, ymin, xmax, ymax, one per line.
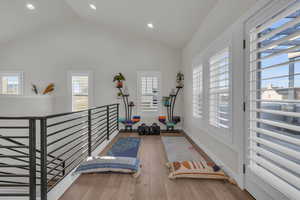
<box><xmin>209</xmin><ymin>48</ymin><xmax>230</xmax><ymax>128</ymax></box>
<box><xmin>249</xmin><ymin>1</ymin><xmax>300</xmax><ymax>199</ymax></box>
<box><xmin>138</xmin><ymin>71</ymin><xmax>160</xmax><ymax>113</ymax></box>
<box><xmin>193</xmin><ymin>66</ymin><xmax>203</xmax><ymax>118</ymax></box>
<box><xmin>0</xmin><ymin>72</ymin><xmax>23</xmax><ymax>95</ymax></box>
<box><xmin>72</xmin><ymin>75</ymin><xmax>89</xmax><ymax>111</ymax></box>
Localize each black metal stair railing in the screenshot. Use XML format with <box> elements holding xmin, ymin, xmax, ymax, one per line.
<box><xmin>0</xmin><ymin>134</ymin><xmax>66</xmax><ymax>177</ymax></box>
<box><xmin>40</xmin><ymin>104</ymin><xmax>119</xmax><ymax>200</ymax></box>
<box><xmin>0</xmin><ymin>118</ymin><xmax>37</xmax><ymax>199</ymax></box>
<box><xmin>0</xmin><ymin>103</ymin><xmax>119</xmax><ymax>200</ymax></box>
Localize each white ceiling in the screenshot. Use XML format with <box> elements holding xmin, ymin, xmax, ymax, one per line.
<box><xmin>0</xmin><ymin>0</ymin><xmax>76</xmax><ymax>45</ymax></box>
<box><xmin>0</xmin><ymin>0</ymin><xmax>218</xmax><ymax>48</ymax></box>
<box><xmin>64</xmin><ymin>0</ymin><xmax>217</xmax><ymax>48</ymax></box>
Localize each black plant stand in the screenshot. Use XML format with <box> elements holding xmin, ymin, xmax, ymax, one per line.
<box><xmin>117</xmin><ymin>87</ymin><xmax>139</xmax><ymax>131</ymax></box>
<box><xmin>159</xmin><ymin>86</ymin><xmax>183</xmax><ymax>132</ymax></box>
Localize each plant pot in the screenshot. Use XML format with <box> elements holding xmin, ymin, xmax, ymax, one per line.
<box><xmin>116</xmin><ymin>81</ymin><xmax>123</xmax><ymax>88</ymax></box>
<box><xmin>177</xmin><ymin>82</ymin><xmax>184</xmax><ymax>88</ymax></box>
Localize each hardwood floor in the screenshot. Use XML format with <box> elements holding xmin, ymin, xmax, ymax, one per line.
<box><xmin>59</xmin><ymin>132</ymin><xmax>255</xmax><ymax>200</ymax></box>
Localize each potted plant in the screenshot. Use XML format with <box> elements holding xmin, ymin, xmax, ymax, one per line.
<box><xmin>117</xmin><ymin>92</ymin><xmax>123</xmax><ymax>99</ymax></box>
<box><xmin>113</xmin><ymin>73</ymin><xmax>126</xmax><ymax>88</ymax></box>
<box><xmin>176</xmin><ymin>71</ymin><xmax>184</xmax><ymax>87</ymax></box>
<box><xmin>162</xmin><ymin>96</ymin><xmax>171</xmax><ymax>107</ymax></box>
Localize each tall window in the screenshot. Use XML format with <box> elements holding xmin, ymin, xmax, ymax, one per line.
<box><xmin>0</xmin><ymin>72</ymin><xmax>23</xmax><ymax>95</ymax></box>
<box><xmin>137</xmin><ymin>71</ymin><xmax>160</xmax><ymax>113</ymax></box>
<box><xmin>209</xmin><ymin>48</ymin><xmax>230</xmax><ymax>128</ymax></box>
<box><xmin>71</xmin><ymin>73</ymin><xmax>89</xmax><ymax>111</ymax></box>
<box><xmin>193</xmin><ymin>65</ymin><xmax>203</xmax><ymax>118</ymax></box>
<box><xmin>249</xmin><ymin>2</ymin><xmax>300</xmax><ymax>199</ymax></box>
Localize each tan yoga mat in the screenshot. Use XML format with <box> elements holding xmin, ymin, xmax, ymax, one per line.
<box><xmin>162</xmin><ymin>136</ymin><xmax>206</xmax><ymax>163</ymax></box>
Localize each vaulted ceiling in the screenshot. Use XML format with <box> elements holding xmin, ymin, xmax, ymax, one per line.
<box><xmin>0</xmin><ymin>0</ymin><xmax>218</xmax><ymax>48</ymax></box>
<box><xmin>0</xmin><ymin>0</ymin><xmax>76</xmax><ymax>45</ymax></box>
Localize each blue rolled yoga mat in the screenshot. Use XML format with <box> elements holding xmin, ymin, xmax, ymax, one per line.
<box><xmin>107</xmin><ymin>137</ymin><xmax>141</xmax><ymax>158</ymax></box>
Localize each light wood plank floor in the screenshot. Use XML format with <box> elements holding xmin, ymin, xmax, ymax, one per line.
<box><xmin>59</xmin><ymin>132</ymin><xmax>255</xmax><ymax>200</ymax></box>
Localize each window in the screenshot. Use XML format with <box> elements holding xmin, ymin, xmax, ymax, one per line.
<box><xmin>249</xmin><ymin>2</ymin><xmax>300</xmax><ymax>199</ymax></box>
<box><xmin>71</xmin><ymin>73</ymin><xmax>89</xmax><ymax>111</ymax></box>
<box><xmin>193</xmin><ymin>65</ymin><xmax>203</xmax><ymax>118</ymax></box>
<box><xmin>137</xmin><ymin>71</ymin><xmax>160</xmax><ymax>113</ymax></box>
<box><xmin>209</xmin><ymin>48</ymin><xmax>230</xmax><ymax>128</ymax></box>
<box><xmin>0</xmin><ymin>72</ymin><xmax>23</xmax><ymax>95</ymax></box>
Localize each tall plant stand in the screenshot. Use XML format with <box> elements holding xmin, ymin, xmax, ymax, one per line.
<box><xmin>117</xmin><ymin>87</ymin><xmax>140</xmax><ymax>131</ymax></box>
<box><xmin>159</xmin><ymin>86</ymin><xmax>183</xmax><ymax>131</ymax></box>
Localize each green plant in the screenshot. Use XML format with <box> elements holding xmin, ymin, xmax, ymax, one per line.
<box><xmin>176</xmin><ymin>71</ymin><xmax>184</xmax><ymax>82</ymax></box>
<box><xmin>176</xmin><ymin>71</ymin><xmax>184</xmax><ymax>87</ymax></box>
<box><xmin>113</xmin><ymin>73</ymin><xmax>126</xmax><ymax>82</ymax></box>
<box><xmin>162</xmin><ymin>96</ymin><xmax>171</xmax><ymax>106</ymax></box>
<box><xmin>117</xmin><ymin>92</ymin><xmax>123</xmax><ymax>97</ymax></box>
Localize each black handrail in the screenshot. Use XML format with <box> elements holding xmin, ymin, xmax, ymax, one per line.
<box><xmin>0</xmin><ymin>103</ymin><xmax>119</xmax><ymax>200</ymax></box>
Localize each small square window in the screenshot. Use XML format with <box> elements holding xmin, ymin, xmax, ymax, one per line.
<box><xmin>0</xmin><ymin>72</ymin><xmax>23</xmax><ymax>95</ymax></box>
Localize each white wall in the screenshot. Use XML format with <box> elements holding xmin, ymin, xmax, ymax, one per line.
<box><xmin>0</xmin><ymin>96</ymin><xmax>53</xmax><ymax>116</ymax></box>
<box><xmin>0</xmin><ymin>19</ymin><xmax>182</xmax><ymax>122</ymax></box>
<box><xmin>181</xmin><ymin>0</ymin><xmax>270</xmax><ymax>187</ymax></box>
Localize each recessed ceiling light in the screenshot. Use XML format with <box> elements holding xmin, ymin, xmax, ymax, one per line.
<box><xmin>147</xmin><ymin>23</ymin><xmax>154</xmax><ymax>29</ymax></box>
<box><xmin>26</xmin><ymin>3</ymin><xmax>35</xmax><ymax>10</ymax></box>
<box><xmin>89</xmin><ymin>4</ymin><xmax>97</xmax><ymax>10</ymax></box>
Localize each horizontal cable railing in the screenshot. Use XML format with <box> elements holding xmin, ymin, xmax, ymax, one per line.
<box><xmin>0</xmin><ymin>103</ymin><xmax>119</xmax><ymax>200</ymax></box>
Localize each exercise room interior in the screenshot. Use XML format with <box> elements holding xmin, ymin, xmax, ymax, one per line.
<box><xmin>0</xmin><ymin>0</ymin><xmax>299</xmax><ymax>200</ymax></box>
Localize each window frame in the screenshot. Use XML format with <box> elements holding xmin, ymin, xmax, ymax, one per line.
<box><xmin>137</xmin><ymin>70</ymin><xmax>161</xmax><ymax>116</ymax></box>
<box><xmin>209</xmin><ymin>47</ymin><xmax>231</xmax><ymax>129</ymax></box>
<box><xmin>68</xmin><ymin>71</ymin><xmax>93</xmax><ymax>112</ymax></box>
<box><xmin>192</xmin><ymin>63</ymin><xmax>203</xmax><ymax>119</ymax></box>
<box><xmin>245</xmin><ymin>1</ymin><xmax>300</xmax><ymax>199</ymax></box>
<box><xmin>207</xmin><ymin>45</ymin><xmax>233</xmax><ymax>142</ymax></box>
<box><xmin>0</xmin><ymin>71</ymin><xmax>24</xmax><ymax>96</ymax></box>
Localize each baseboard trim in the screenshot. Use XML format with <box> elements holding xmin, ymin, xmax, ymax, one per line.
<box><xmin>182</xmin><ymin>129</ymin><xmax>242</xmax><ymax>189</ymax></box>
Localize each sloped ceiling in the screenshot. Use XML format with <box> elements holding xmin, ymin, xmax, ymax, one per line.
<box><xmin>0</xmin><ymin>0</ymin><xmax>218</xmax><ymax>48</ymax></box>
<box><xmin>64</xmin><ymin>0</ymin><xmax>217</xmax><ymax>48</ymax></box>
<box><xmin>0</xmin><ymin>0</ymin><xmax>77</xmax><ymax>45</ymax></box>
